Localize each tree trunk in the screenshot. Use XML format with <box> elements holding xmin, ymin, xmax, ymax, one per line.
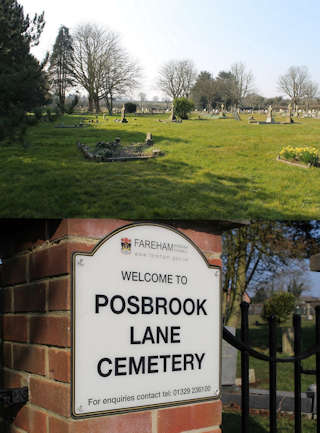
<box><xmin>225</xmin><ymin>229</ymin><xmax>248</xmax><ymax>328</ymax></box>
<box><xmin>105</xmin><ymin>95</ymin><xmax>113</xmax><ymax>116</ymax></box>
<box><xmin>95</xmin><ymin>97</ymin><xmax>100</xmax><ymax>113</ymax></box>
<box><xmin>88</xmin><ymin>94</ymin><xmax>94</xmax><ymax>113</ymax></box>
<box><xmin>228</xmin><ymin>247</ymin><xmax>246</xmax><ymax>327</ymax></box>
<box><xmin>60</xmin><ymin>93</ymin><xmax>65</xmax><ymax>113</ymax></box>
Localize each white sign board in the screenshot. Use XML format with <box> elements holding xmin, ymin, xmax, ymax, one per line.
<box><xmin>72</xmin><ymin>223</ymin><xmax>221</xmax><ymax>417</ymax></box>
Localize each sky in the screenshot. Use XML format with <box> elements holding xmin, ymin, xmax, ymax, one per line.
<box><xmin>21</xmin><ymin>0</ymin><xmax>320</xmax><ymax>99</ymax></box>
<box><xmin>308</xmin><ymin>271</ymin><xmax>320</xmax><ymax>297</ymax></box>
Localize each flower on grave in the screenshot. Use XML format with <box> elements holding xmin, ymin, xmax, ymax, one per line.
<box><xmin>279</xmin><ymin>145</ymin><xmax>320</xmax><ymax>166</ymax></box>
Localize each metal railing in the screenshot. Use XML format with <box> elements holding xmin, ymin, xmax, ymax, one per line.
<box><xmin>223</xmin><ymin>303</ymin><xmax>320</xmax><ymax>433</ymax></box>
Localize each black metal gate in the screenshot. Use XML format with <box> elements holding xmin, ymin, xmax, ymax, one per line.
<box><xmin>222</xmin><ymin>303</ymin><xmax>320</xmax><ymax>433</ymax></box>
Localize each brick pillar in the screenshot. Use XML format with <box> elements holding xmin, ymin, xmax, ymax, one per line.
<box><xmin>0</xmin><ymin>219</ymin><xmax>222</xmax><ymax>433</ymax></box>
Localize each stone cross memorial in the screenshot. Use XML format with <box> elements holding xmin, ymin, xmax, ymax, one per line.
<box><xmin>266</xmin><ymin>105</ymin><xmax>274</xmax><ymax>123</ymax></box>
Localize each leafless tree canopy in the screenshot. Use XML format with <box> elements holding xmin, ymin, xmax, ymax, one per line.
<box><xmin>158</xmin><ymin>59</ymin><xmax>197</xmax><ymax>99</ymax></box>
<box><xmin>102</xmin><ymin>47</ymin><xmax>141</xmax><ymax>115</ymax></box>
<box><xmin>277</xmin><ymin>66</ymin><xmax>317</xmax><ymax>107</ymax></box>
<box><xmin>72</xmin><ymin>23</ymin><xmax>140</xmax><ymax>113</ymax></box>
<box><xmin>230</xmin><ymin>62</ymin><xmax>255</xmax><ymax>105</ymax></box>
<box><xmin>304</xmin><ymin>81</ymin><xmax>318</xmax><ymax>101</ymax></box>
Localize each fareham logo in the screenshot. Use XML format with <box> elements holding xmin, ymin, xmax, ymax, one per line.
<box><xmin>121</xmin><ymin>237</ymin><xmax>132</xmax><ymax>254</ymax></box>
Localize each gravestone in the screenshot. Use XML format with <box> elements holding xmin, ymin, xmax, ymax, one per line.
<box><xmin>266</xmin><ymin>105</ymin><xmax>274</xmax><ymax>123</ymax></box>
<box><xmin>287</xmin><ymin>103</ymin><xmax>294</xmax><ymax>123</ymax></box>
<box><xmin>248</xmin><ymin>109</ymin><xmax>257</xmax><ymax>123</ymax></box>
<box><xmin>221</xmin><ymin>326</ymin><xmax>237</xmax><ymax>386</ymax></box>
<box><xmin>219</xmin><ymin>103</ymin><xmax>226</xmax><ymax>118</ymax></box>
<box><xmin>121</xmin><ymin>104</ymin><xmax>128</xmax><ymax>123</ymax></box>
<box><xmin>233</xmin><ymin>107</ymin><xmax>241</xmax><ymax>121</ymax></box>
<box><xmin>169</xmin><ymin>103</ymin><xmax>176</xmax><ymax>121</ymax></box>
<box><xmin>282</xmin><ymin>327</ymin><xmax>294</xmax><ymax>355</ymax></box>
<box><xmin>145</xmin><ymin>132</ymin><xmax>153</xmax><ymax>145</ymax></box>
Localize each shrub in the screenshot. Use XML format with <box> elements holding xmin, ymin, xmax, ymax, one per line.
<box><xmin>279</xmin><ymin>146</ymin><xmax>320</xmax><ymax>166</ymax></box>
<box><xmin>25</xmin><ymin>114</ymin><xmax>38</xmax><ymax>126</ymax></box>
<box><xmin>261</xmin><ymin>292</ymin><xmax>296</xmax><ymax>323</ymax></box>
<box><xmin>173</xmin><ymin>97</ymin><xmax>195</xmax><ymax>119</ymax></box>
<box><xmin>33</xmin><ymin>107</ymin><xmax>44</xmax><ymax>121</ymax></box>
<box><xmin>46</xmin><ymin>107</ymin><xmax>54</xmax><ymax>121</ymax></box>
<box><xmin>124</xmin><ymin>102</ymin><xmax>137</xmax><ymax>113</ymax></box>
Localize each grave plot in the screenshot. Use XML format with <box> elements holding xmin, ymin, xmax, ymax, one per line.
<box><xmin>55</xmin><ymin>118</ymin><xmax>93</xmax><ymax>128</ymax></box>
<box><xmin>77</xmin><ymin>133</ymin><xmax>163</xmax><ymax>162</ymax></box>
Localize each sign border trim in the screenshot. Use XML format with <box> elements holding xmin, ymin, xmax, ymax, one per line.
<box><xmin>71</xmin><ymin>222</ymin><xmax>222</xmax><ymax>419</ymax></box>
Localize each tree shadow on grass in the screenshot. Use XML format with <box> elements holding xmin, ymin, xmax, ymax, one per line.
<box><xmin>102</xmin><ymin>158</ymin><xmax>291</xmax><ymax>220</ymax></box>
<box><xmin>38</xmin><ymin>126</ymin><xmax>186</xmax><ymax>147</ymax></box>
<box><xmin>0</xmin><ymin>137</ymin><xmax>301</xmax><ymax>218</ymax></box>
<box><xmin>222</xmin><ymin>411</ymin><xmax>268</xmax><ymax>433</ymax></box>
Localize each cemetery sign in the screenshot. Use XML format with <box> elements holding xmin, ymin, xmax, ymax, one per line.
<box><xmin>72</xmin><ymin>223</ymin><xmax>221</xmax><ymax>417</ymax></box>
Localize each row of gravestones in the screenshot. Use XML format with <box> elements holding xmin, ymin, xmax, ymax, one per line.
<box><xmin>58</xmin><ymin>103</ymin><xmax>320</xmax><ymax>127</ymax></box>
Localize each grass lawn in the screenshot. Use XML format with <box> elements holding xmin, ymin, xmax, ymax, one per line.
<box><xmin>223</xmin><ymin>409</ymin><xmax>316</xmax><ymax>432</ymax></box>
<box><xmin>1</xmin><ymin>112</ymin><xmax>320</xmax><ymax>218</ymax></box>
<box><xmin>236</xmin><ymin>316</ymin><xmax>316</xmax><ymax>392</ymax></box>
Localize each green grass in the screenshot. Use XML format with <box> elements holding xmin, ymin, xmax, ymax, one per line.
<box><xmin>1</xmin><ymin>112</ymin><xmax>320</xmax><ymax>217</ymax></box>
<box><xmin>223</xmin><ymin>409</ymin><xmax>316</xmax><ymax>432</ymax></box>
<box><xmin>236</xmin><ymin>317</ymin><xmax>316</xmax><ymax>391</ymax></box>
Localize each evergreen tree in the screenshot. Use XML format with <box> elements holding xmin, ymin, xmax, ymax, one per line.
<box><xmin>49</xmin><ymin>26</ymin><xmax>74</xmax><ymax>112</ymax></box>
<box><xmin>191</xmin><ymin>71</ymin><xmax>216</xmax><ymax>110</ymax></box>
<box><xmin>0</xmin><ymin>0</ymin><xmax>46</xmax><ymax>142</ymax></box>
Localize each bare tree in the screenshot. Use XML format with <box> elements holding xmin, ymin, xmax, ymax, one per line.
<box><xmin>230</xmin><ymin>62</ymin><xmax>255</xmax><ymax>106</ymax></box>
<box><xmin>278</xmin><ymin>66</ymin><xmax>311</xmax><ymax>110</ymax></box>
<box><xmin>102</xmin><ymin>47</ymin><xmax>141</xmax><ymax>115</ymax></box>
<box><xmin>72</xmin><ymin>24</ymin><xmax>118</xmax><ymax>112</ymax></box>
<box><xmin>304</xmin><ymin>81</ymin><xmax>318</xmax><ymax>110</ymax></box>
<box><xmin>158</xmin><ymin>59</ymin><xmax>197</xmax><ymax>99</ymax></box>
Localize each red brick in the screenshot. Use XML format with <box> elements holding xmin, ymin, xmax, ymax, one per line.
<box><xmin>0</xmin><ymin>288</ymin><xmax>12</xmax><ymax>313</ymax></box>
<box><xmin>30</xmin><ymin>242</ymin><xmax>95</xmax><ymax>280</ymax></box>
<box><xmin>48</xmin><ymin>348</ymin><xmax>71</xmax><ymax>382</ymax></box>
<box><xmin>49</xmin><ymin>416</ymin><xmax>71</xmax><ymax>433</ymax></box>
<box><xmin>14</xmin><ymin>283</ymin><xmax>46</xmax><ymax>312</ymax></box>
<box><xmin>14</xmin><ymin>405</ymin><xmax>48</xmax><ymax>433</ymax></box>
<box><xmin>30</xmin><ymin>315</ymin><xmax>70</xmax><ymax>347</ymax></box>
<box><xmin>13</xmin><ymin>344</ymin><xmax>46</xmax><ymax>375</ymax></box>
<box><xmin>3</xmin><ymin>342</ymin><xmax>12</xmax><ymax>368</ymax></box>
<box><xmin>69</xmin><ymin>411</ymin><xmax>152</xmax><ymax>433</ymax></box>
<box><xmin>178</xmin><ymin>229</ymin><xmax>222</xmax><ymax>254</ymax></box>
<box><xmin>30</xmin><ymin>377</ymin><xmax>70</xmax><ymax>417</ymax></box>
<box><xmin>1</xmin><ymin>255</ymin><xmax>27</xmax><ymax>286</ymax></box>
<box><xmin>3</xmin><ymin>368</ymin><xmax>24</xmax><ymax>387</ymax></box>
<box><xmin>208</xmin><ymin>258</ymin><xmax>222</xmax><ymax>267</ymax></box>
<box><xmin>10</xmin><ymin>425</ymin><xmax>28</xmax><ymax>433</ymax></box>
<box><xmin>30</xmin><ymin>407</ymin><xmax>48</xmax><ymax>433</ymax></box>
<box><xmin>2</xmin><ymin>315</ymin><xmax>28</xmax><ymax>342</ymax></box>
<box><xmin>158</xmin><ymin>401</ymin><xmax>222</xmax><ymax>433</ymax></box>
<box><xmin>14</xmin><ymin>406</ymin><xmax>29</xmax><ymax>431</ymax></box>
<box><xmin>52</xmin><ymin>219</ymin><xmax>130</xmax><ymax>241</ymax></box>
<box><xmin>48</xmin><ymin>278</ymin><xmax>71</xmax><ymax>311</ymax></box>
